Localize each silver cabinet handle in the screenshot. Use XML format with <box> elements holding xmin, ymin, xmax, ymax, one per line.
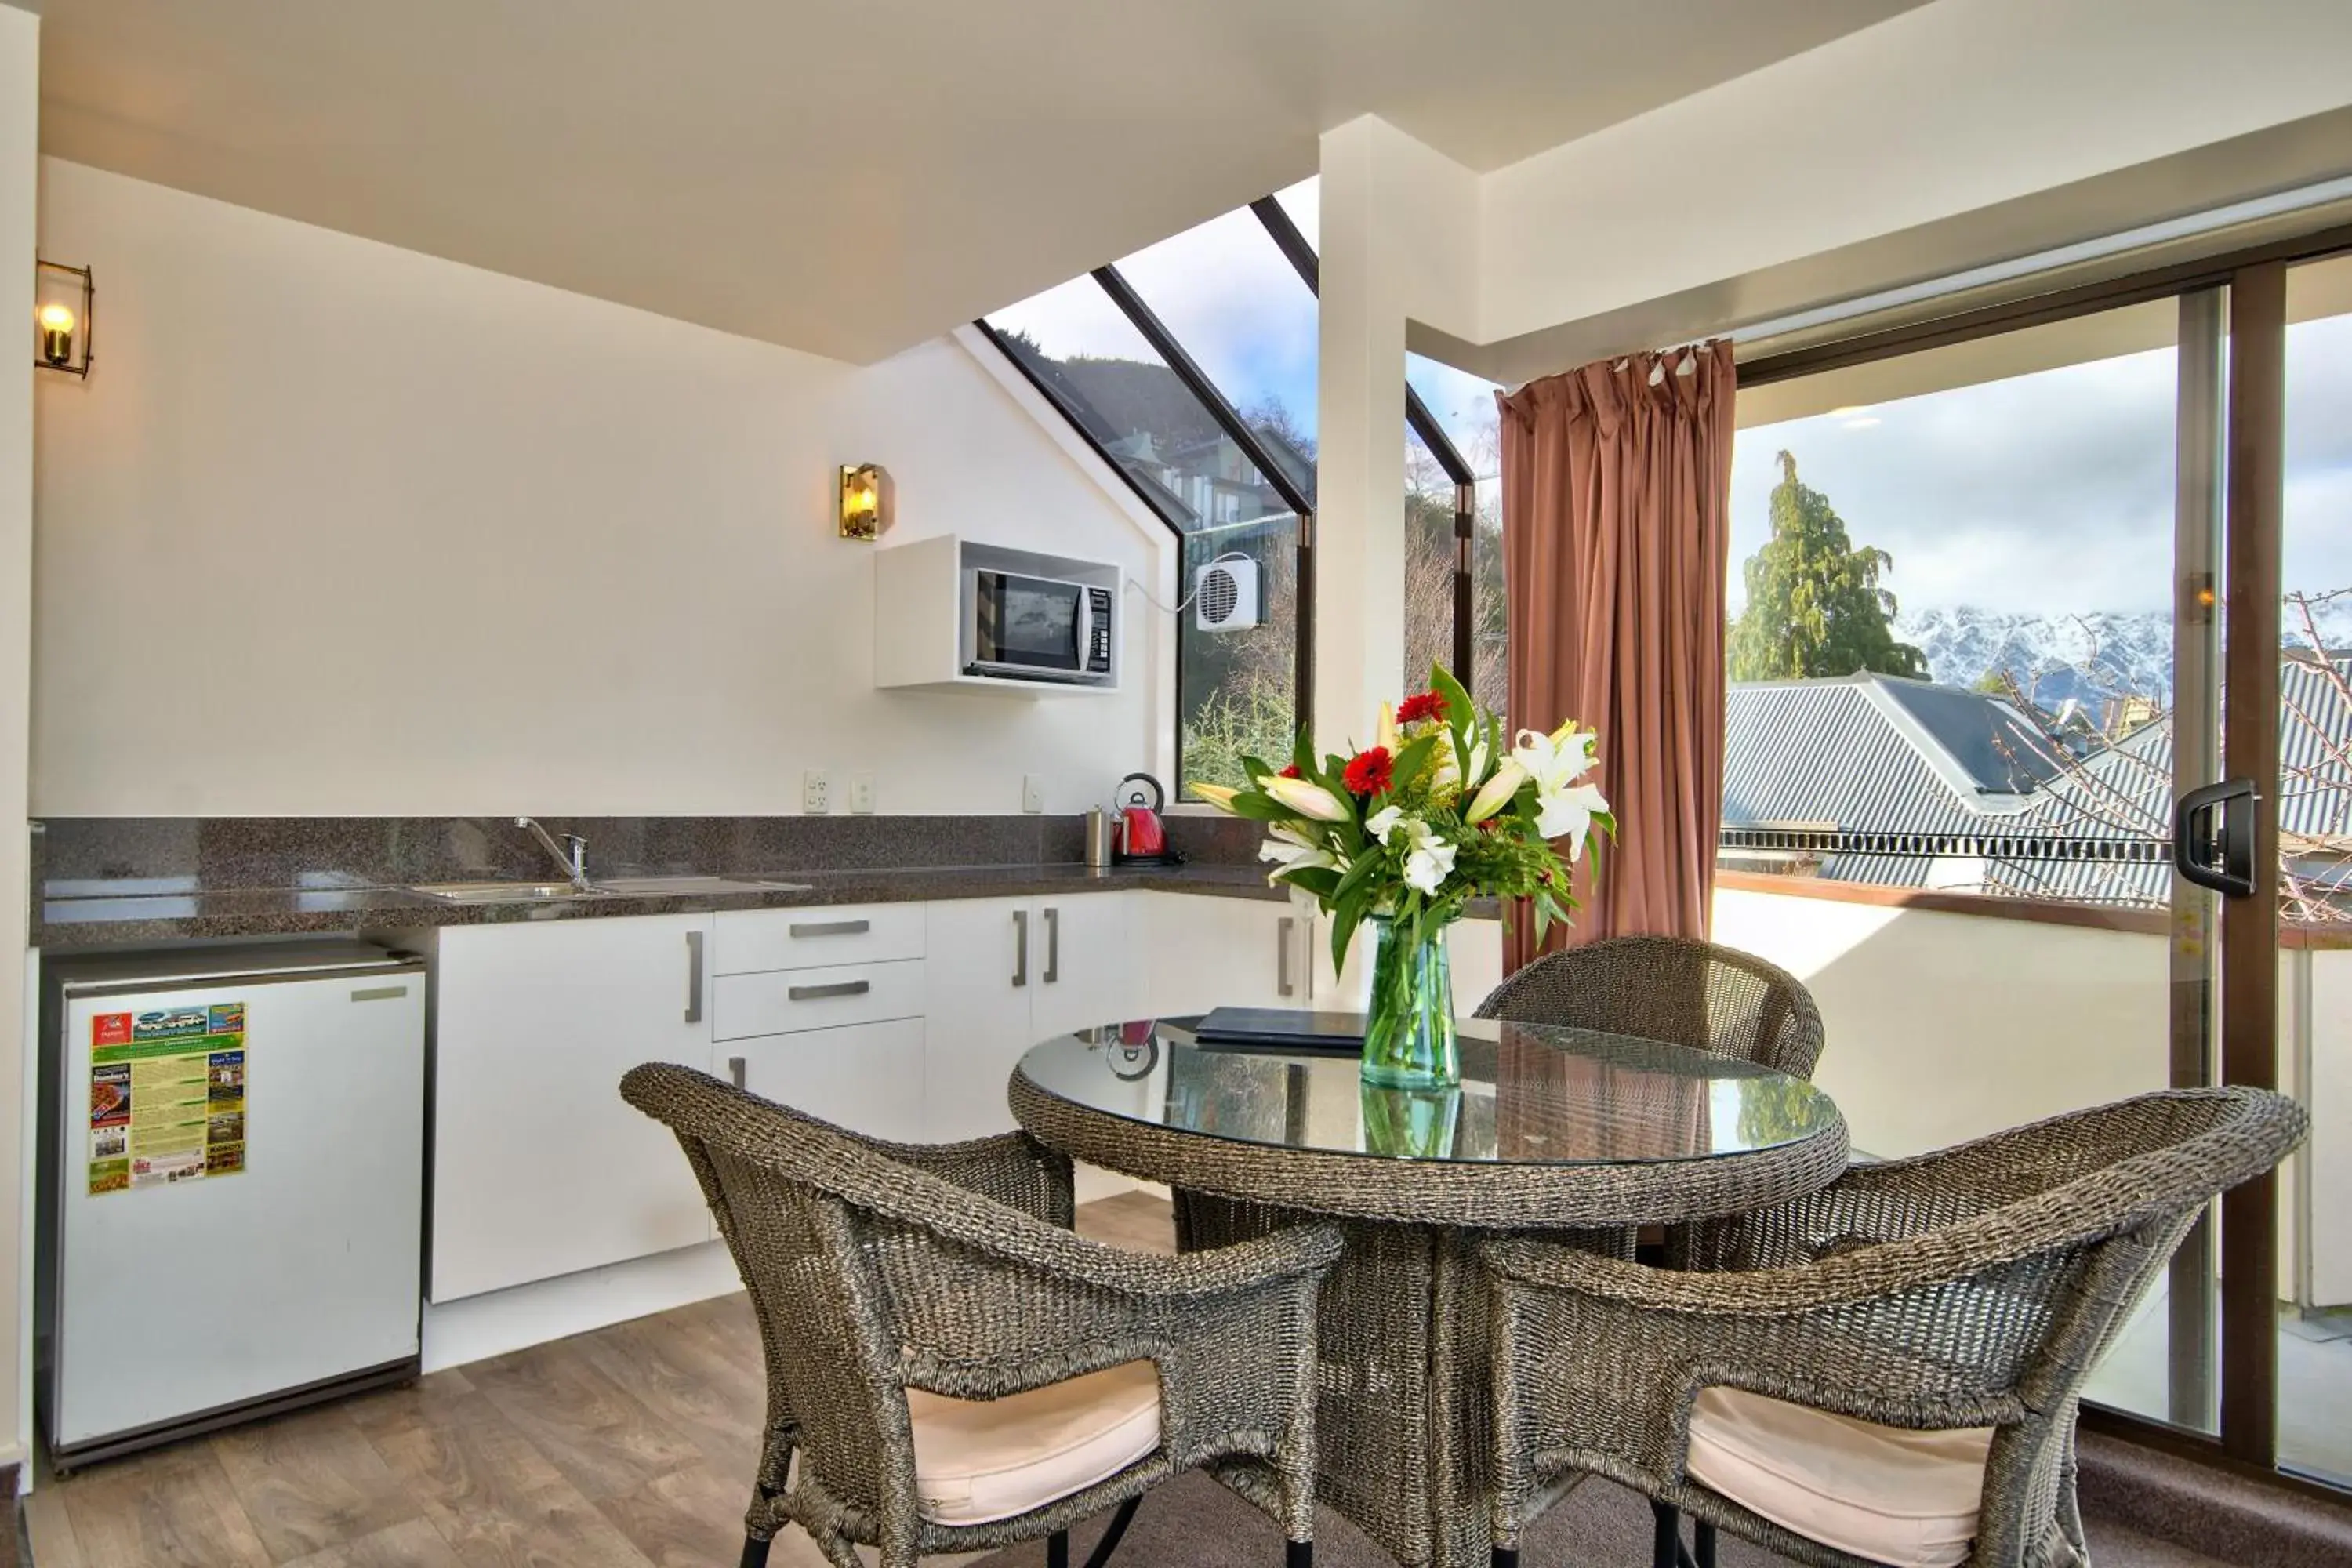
<box><xmin>1044</xmin><ymin>906</ymin><xmax>1060</xmax><ymax>984</ymax></box>
<box><xmin>1012</xmin><ymin>909</ymin><xmax>1029</xmax><ymax>988</ymax></box>
<box><xmin>684</xmin><ymin>929</ymin><xmax>706</xmax><ymax>1023</ymax></box>
<box><xmin>1278</xmin><ymin>916</ymin><xmax>1296</xmax><ymax>997</ymax></box>
<box><xmin>728</xmin><ymin>1055</ymin><xmax>746</xmax><ymax>1089</ymax></box>
<box><xmin>788</xmin><ymin>980</ymin><xmax>870</xmax><ymax>1001</ymax></box>
<box><xmin>790</xmin><ymin>919</ymin><xmax>870</xmax><ymax>938</ymax></box>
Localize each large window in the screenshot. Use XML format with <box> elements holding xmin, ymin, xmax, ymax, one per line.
<box><xmin>978</xmin><ymin>177</ymin><xmax>1501</xmax><ymax>789</ymax></box>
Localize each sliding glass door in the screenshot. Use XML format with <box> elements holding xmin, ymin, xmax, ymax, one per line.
<box><xmin>1728</xmin><ymin>233</ymin><xmax>2352</xmax><ymax>1484</ymax></box>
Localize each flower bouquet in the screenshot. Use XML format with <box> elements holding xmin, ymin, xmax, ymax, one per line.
<box><xmin>1192</xmin><ymin>665</ymin><xmax>1612</xmax><ymax>1088</ymax></box>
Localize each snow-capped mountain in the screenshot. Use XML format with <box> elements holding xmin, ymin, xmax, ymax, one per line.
<box><xmin>1895</xmin><ymin>599</ymin><xmax>2352</xmax><ymax>713</ymax></box>
<box><xmin>1894</xmin><ymin>608</ymin><xmax>2175</xmax><ymax>711</ymax></box>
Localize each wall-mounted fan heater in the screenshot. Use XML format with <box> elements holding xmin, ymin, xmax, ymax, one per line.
<box><xmin>1193</xmin><ymin>557</ymin><xmax>1261</xmax><ymax>632</ymax></box>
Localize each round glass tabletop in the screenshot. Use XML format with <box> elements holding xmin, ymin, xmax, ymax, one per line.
<box><xmin>1014</xmin><ymin>1016</ymin><xmax>1842</xmax><ymax>1166</ymax></box>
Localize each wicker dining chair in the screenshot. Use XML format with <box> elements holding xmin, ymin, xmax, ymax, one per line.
<box><xmin>1473</xmin><ymin>935</ymin><xmax>1825</xmax><ymax>1080</ymax></box>
<box><xmin>620</xmin><ymin>1064</ymin><xmax>1342</xmax><ymax>1568</ymax></box>
<box><xmin>1478</xmin><ymin>1086</ymin><xmax>2307</xmax><ymax>1568</ymax></box>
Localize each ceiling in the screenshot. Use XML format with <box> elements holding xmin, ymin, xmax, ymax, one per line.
<box><xmin>25</xmin><ymin>0</ymin><xmax>1923</xmax><ymax>363</ymax></box>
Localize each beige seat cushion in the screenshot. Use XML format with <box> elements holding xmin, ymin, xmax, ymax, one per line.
<box><xmin>1685</xmin><ymin>1385</ymin><xmax>1994</xmax><ymax>1568</ymax></box>
<box><xmin>909</xmin><ymin>1361</ymin><xmax>1162</xmax><ymax>1526</ymax></box>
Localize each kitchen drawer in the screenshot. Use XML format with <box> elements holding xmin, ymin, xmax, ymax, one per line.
<box><xmin>720</xmin><ymin>1018</ymin><xmax>925</xmax><ymax>1144</ymax></box>
<box><xmin>713</xmin><ymin>904</ymin><xmax>925</xmax><ymax>975</ymax></box>
<box><xmin>713</xmin><ymin>957</ymin><xmax>926</xmax><ymax>1040</ymax></box>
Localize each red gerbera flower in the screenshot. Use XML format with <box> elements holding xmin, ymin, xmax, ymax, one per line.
<box><xmin>1396</xmin><ymin>691</ymin><xmax>1448</xmax><ymax>725</ymax></box>
<box><xmin>1278</xmin><ymin>764</ymin><xmax>1302</xmax><ymax>779</ymax></box>
<box><xmin>1342</xmin><ymin>747</ymin><xmax>1394</xmax><ymax>797</ymax></box>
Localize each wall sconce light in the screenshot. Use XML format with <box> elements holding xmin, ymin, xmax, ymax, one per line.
<box><xmin>839</xmin><ymin>462</ymin><xmax>891</xmax><ymax>540</ymax></box>
<box><xmin>34</xmin><ymin>260</ymin><xmax>95</xmax><ymax>378</ymax></box>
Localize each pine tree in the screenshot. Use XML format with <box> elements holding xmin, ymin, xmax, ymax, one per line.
<box><xmin>1727</xmin><ymin>451</ymin><xmax>1928</xmax><ymax>681</ymax></box>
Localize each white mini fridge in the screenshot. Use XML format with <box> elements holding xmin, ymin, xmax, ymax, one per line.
<box><xmin>39</xmin><ymin>940</ymin><xmax>427</xmax><ymax>1468</ymax></box>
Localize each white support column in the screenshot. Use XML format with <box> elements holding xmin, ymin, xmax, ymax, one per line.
<box><xmin>1312</xmin><ymin>120</ymin><xmax>1409</xmax><ymax>753</ymax></box>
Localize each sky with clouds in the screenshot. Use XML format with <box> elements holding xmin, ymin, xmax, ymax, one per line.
<box><xmin>992</xmin><ymin>180</ymin><xmax>2352</xmax><ymax>624</ymax></box>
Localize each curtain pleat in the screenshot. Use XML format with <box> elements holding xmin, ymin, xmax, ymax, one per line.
<box><xmin>1497</xmin><ymin>344</ymin><xmax>1735</xmax><ymax>968</ymax></box>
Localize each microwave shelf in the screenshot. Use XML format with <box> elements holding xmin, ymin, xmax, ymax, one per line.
<box><xmin>874</xmin><ymin>534</ymin><xmax>1126</xmax><ymax>698</ymax></box>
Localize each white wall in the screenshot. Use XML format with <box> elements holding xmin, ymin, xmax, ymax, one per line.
<box><xmin>1473</xmin><ymin>0</ymin><xmax>2352</xmax><ymax>355</ymax></box>
<box><xmin>0</xmin><ymin>2</ymin><xmax>30</xmax><ymax>1472</ymax></box>
<box><xmin>30</xmin><ymin>158</ymin><xmax>1171</xmax><ymax>818</ymax></box>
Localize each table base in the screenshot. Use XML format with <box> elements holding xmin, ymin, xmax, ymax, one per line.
<box><xmin>1176</xmin><ymin>1193</ymin><xmax>1631</xmax><ymax>1568</ymax></box>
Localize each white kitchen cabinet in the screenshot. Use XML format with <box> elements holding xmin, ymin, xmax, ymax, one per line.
<box><xmin>431</xmin><ymin>913</ymin><xmax>715</xmax><ymax>1302</ymax></box>
<box><xmin>722</xmin><ymin>1018</ymin><xmax>926</xmax><ymax>1144</ymax></box>
<box><xmin>921</xmin><ymin>893</ymin><xmax>1142</xmax><ymax>1142</ymax></box>
<box><xmin>1143</xmin><ymin>892</ymin><xmax>1319</xmax><ymax>1015</ymax></box>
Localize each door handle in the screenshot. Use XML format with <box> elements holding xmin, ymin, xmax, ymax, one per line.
<box><xmin>1012</xmin><ymin>909</ymin><xmax>1029</xmax><ymax>988</ymax></box>
<box><xmin>787</xmin><ymin>980</ymin><xmax>871</xmax><ymax>1001</ymax></box>
<box><xmin>1044</xmin><ymin>906</ymin><xmax>1060</xmax><ymax>984</ymax></box>
<box><xmin>790</xmin><ymin>919</ymin><xmax>870</xmax><ymax>938</ymax></box>
<box><xmin>684</xmin><ymin>929</ymin><xmax>706</xmax><ymax>1023</ymax></box>
<box><xmin>2175</xmin><ymin>779</ymin><xmax>2259</xmax><ymax>898</ymax></box>
<box><xmin>1277</xmin><ymin>916</ymin><xmax>1296</xmax><ymax>997</ymax></box>
<box><xmin>727</xmin><ymin>1055</ymin><xmax>746</xmax><ymax>1090</ymax></box>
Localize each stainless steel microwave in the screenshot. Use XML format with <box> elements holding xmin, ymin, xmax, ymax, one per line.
<box><xmin>964</xmin><ymin>569</ymin><xmax>1116</xmax><ymax>684</ymax></box>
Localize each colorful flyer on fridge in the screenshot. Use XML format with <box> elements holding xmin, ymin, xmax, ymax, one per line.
<box><xmin>89</xmin><ymin>1001</ymin><xmax>247</xmax><ymax>1196</ymax></box>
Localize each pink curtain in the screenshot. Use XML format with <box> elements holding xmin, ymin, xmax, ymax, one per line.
<box><xmin>1497</xmin><ymin>343</ymin><xmax>1735</xmax><ymax>970</ymax></box>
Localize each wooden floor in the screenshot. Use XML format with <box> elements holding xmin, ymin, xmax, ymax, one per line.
<box><xmin>23</xmin><ymin>1192</ymin><xmax>1178</xmax><ymax>1568</ymax></box>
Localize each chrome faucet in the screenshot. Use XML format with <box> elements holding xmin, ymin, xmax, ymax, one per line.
<box><xmin>515</xmin><ymin>817</ymin><xmax>590</xmax><ymax>889</ymax></box>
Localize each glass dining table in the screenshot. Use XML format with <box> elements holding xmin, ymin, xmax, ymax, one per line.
<box><xmin>1008</xmin><ymin>1015</ymin><xmax>1849</xmax><ymax>1568</ymax></box>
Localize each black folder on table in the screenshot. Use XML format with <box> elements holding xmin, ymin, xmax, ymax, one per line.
<box><xmin>1192</xmin><ymin>1008</ymin><xmax>1367</xmax><ymax>1054</ymax></box>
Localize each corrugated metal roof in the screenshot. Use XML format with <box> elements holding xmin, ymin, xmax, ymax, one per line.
<box><xmin>1721</xmin><ymin>659</ymin><xmax>2352</xmax><ymax>911</ymax></box>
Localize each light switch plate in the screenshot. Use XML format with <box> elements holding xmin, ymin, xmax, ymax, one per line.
<box><xmin>1021</xmin><ymin>773</ymin><xmax>1046</xmax><ymax>814</ymax></box>
<box><xmin>849</xmin><ymin>775</ymin><xmax>876</xmax><ymax>814</ymax></box>
<box><xmin>803</xmin><ymin>770</ymin><xmax>831</xmax><ymax>814</ymax></box>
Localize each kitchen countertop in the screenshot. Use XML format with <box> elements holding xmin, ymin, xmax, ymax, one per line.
<box><xmin>35</xmin><ymin>859</ymin><xmax>1290</xmax><ymax>949</ymax></box>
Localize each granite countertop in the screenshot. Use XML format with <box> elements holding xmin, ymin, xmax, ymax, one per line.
<box><xmin>34</xmin><ymin>859</ymin><xmax>1287</xmax><ymax>949</ymax></box>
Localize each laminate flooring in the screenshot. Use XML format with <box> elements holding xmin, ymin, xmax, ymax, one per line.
<box><xmin>19</xmin><ymin>1192</ymin><xmax>2230</xmax><ymax>1568</ymax></box>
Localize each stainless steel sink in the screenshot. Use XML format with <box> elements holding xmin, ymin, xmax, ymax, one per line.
<box><xmin>409</xmin><ymin>874</ymin><xmax>808</xmax><ymax>903</ymax></box>
<box><xmin>591</xmin><ymin>874</ymin><xmax>811</xmax><ymax>897</ymax></box>
<box><xmin>410</xmin><ymin>880</ymin><xmax>615</xmax><ymax>903</ymax></box>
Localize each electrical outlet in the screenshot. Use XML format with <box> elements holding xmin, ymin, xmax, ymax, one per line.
<box><xmin>1021</xmin><ymin>773</ymin><xmax>1046</xmax><ymax>814</ymax></box>
<box><xmin>802</xmin><ymin>770</ymin><xmax>831</xmax><ymax>815</ymax></box>
<box><xmin>849</xmin><ymin>775</ymin><xmax>877</xmax><ymax>815</ymax></box>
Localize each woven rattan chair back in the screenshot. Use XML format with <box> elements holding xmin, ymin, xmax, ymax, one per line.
<box><xmin>1482</xmin><ymin>1085</ymin><xmax>2310</xmax><ymax>1568</ymax></box>
<box><xmin>1474</xmin><ymin>935</ymin><xmax>1824</xmax><ymax>1080</ymax></box>
<box><xmin>622</xmin><ymin>1062</ymin><xmax>1337</xmax><ymax>1568</ymax></box>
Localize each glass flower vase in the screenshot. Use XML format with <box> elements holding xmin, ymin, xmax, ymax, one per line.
<box><xmin>1359</xmin><ymin>913</ymin><xmax>1459</xmax><ymax>1088</ymax></box>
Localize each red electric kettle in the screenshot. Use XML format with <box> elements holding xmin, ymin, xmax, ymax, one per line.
<box><xmin>1112</xmin><ymin>773</ymin><xmax>1183</xmax><ymax>867</ymax></box>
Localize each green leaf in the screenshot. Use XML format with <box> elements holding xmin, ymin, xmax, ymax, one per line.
<box><xmin>1431</xmin><ymin>663</ymin><xmax>1476</xmax><ymax>737</ymax></box>
<box><xmin>1240</xmin><ymin>753</ymin><xmax>1278</xmax><ymax>786</ymax></box>
<box><xmin>1225</xmin><ymin>791</ymin><xmax>1298</xmax><ymax>823</ymax></box>
<box><xmin>1330</xmin><ymin>897</ymin><xmax>1365</xmax><ymax>978</ymax></box>
<box><xmin>1386</xmin><ymin>732</ymin><xmax>1439</xmax><ymax>797</ymax></box>
<box><xmin>1285</xmin><ymin>866</ymin><xmax>1342</xmax><ymax>899</ymax></box>
<box><xmin>1292</xmin><ymin>725</ymin><xmax>1316</xmax><ymax>773</ymax></box>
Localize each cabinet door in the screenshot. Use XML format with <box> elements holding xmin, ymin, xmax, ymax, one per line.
<box><xmin>921</xmin><ymin>898</ymin><xmax>1037</xmax><ymax>1142</ymax></box>
<box><xmin>1144</xmin><ymin>894</ymin><xmax>1313</xmax><ymax>1015</ymax></box>
<box><xmin>431</xmin><ymin>913</ymin><xmax>714</xmax><ymax>1301</ymax></box>
<box><xmin>1028</xmin><ymin>892</ymin><xmax>1142</xmax><ymax>1038</ymax></box>
<box><xmin>723</xmin><ymin>1018</ymin><xmax>925</xmax><ymax>1145</ymax></box>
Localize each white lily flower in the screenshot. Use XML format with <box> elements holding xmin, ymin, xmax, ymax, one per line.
<box><xmin>1512</xmin><ymin>725</ymin><xmax>1599</xmax><ymax>796</ymax></box>
<box><xmin>1364</xmin><ymin>804</ymin><xmax>1406</xmax><ymax>844</ymax></box>
<box><xmin>1463</xmin><ymin>759</ymin><xmax>1528</xmax><ymax>824</ymax></box>
<box><xmin>1189</xmin><ymin>782</ymin><xmax>1240</xmax><ymax>811</ymax></box>
<box><xmin>1270</xmin><ymin>821</ymin><xmax>1321</xmax><ymax>849</ymax></box>
<box><xmin>1400</xmin><ymin>820</ymin><xmax>1458</xmax><ymax>895</ymax></box>
<box><xmin>1263</xmin><ymin>774</ymin><xmax>1352</xmax><ymax>822</ymax></box>
<box><xmin>1534</xmin><ymin>782</ymin><xmax>1610</xmax><ymax>858</ymax></box>
<box><xmin>1258</xmin><ymin>834</ymin><xmax>1336</xmax><ymax>886</ymax></box>
<box><xmin>1376</xmin><ymin>702</ymin><xmax>1400</xmax><ymax>754</ymax></box>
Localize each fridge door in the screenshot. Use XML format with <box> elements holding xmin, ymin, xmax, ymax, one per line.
<box><xmin>55</xmin><ymin>966</ymin><xmax>424</xmax><ymax>1447</ymax></box>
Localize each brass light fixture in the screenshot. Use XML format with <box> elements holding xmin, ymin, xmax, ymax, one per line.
<box><xmin>34</xmin><ymin>260</ymin><xmax>94</xmax><ymax>378</ymax></box>
<box><xmin>839</xmin><ymin>462</ymin><xmax>891</xmax><ymax>539</ymax></box>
